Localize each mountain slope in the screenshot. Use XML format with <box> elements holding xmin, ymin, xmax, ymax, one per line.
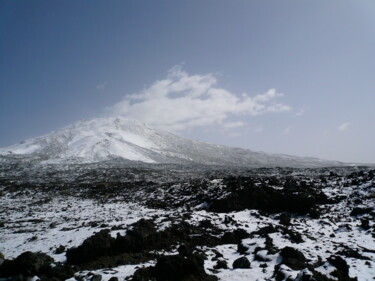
<box><xmin>0</xmin><ymin>117</ymin><xmax>343</xmax><ymax>167</ymax></box>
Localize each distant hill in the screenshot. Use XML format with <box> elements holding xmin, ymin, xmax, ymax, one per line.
<box><xmin>0</xmin><ymin>116</ymin><xmax>344</xmax><ymax>168</ymax></box>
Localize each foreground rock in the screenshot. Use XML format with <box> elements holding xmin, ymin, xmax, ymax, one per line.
<box><xmin>232</xmin><ymin>256</ymin><xmax>251</xmax><ymax>269</ymax></box>
<box><xmin>0</xmin><ymin>167</ymin><xmax>373</xmax><ymax>280</ymax></box>
<box><xmin>279</xmin><ymin>246</ymin><xmax>307</xmax><ymax>270</ymax></box>
<box><xmin>0</xmin><ymin>251</ymin><xmax>75</xmax><ymax>281</ymax></box>
<box><xmin>66</xmin><ymin>219</ymin><xmax>221</xmax><ymax>269</ymax></box>
<box><xmin>132</xmin><ymin>251</ymin><xmax>218</xmax><ymax>281</ymax></box>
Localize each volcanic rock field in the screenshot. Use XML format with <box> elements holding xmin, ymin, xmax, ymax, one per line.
<box><xmin>0</xmin><ymin>166</ymin><xmax>374</xmax><ymax>281</ymax></box>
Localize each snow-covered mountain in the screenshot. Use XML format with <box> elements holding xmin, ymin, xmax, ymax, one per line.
<box><xmin>0</xmin><ymin>117</ymin><xmax>343</xmax><ymax>167</ymax></box>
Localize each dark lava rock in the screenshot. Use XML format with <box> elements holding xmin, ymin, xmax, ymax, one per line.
<box><xmin>254</xmin><ymin>252</ymin><xmax>272</xmax><ymax>262</ymax></box>
<box><xmin>251</xmin><ymin>224</ymin><xmax>303</xmax><ymax>244</ymax></box>
<box><xmin>295</xmin><ymin>269</ymin><xmax>314</xmax><ymax>281</ymax></box>
<box><xmin>209</xmin><ymin>177</ymin><xmax>328</xmax><ymax>214</ymax></box>
<box><xmin>252</xmin><ymin>225</ymin><xmax>277</xmax><ymax>236</ymax></box>
<box><xmin>283</xmin><ymin>227</ymin><xmax>304</xmax><ymax>244</ymax></box>
<box><xmin>65</xmin><ymin>217</ymin><xmax>223</xmax><ymax>273</ymax></box>
<box><xmin>0</xmin><ymin>251</ymin><xmax>75</xmax><ymax>281</ymax></box>
<box><xmin>211</xmin><ymin>249</ymin><xmax>223</xmax><ymax>261</ymax></box>
<box><xmin>154</xmin><ymin>254</ymin><xmax>208</xmax><ymax>280</ymax></box>
<box><xmin>279</xmin><ymin>247</ymin><xmax>306</xmax><ymax>270</ymax></box>
<box><xmin>199</xmin><ymin>219</ymin><xmax>213</xmax><ymax>228</ymax></box>
<box><xmin>309</xmin><ymin>208</ymin><xmax>321</xmax><ymax>219</ymax></box>
<box><xmin>108</xmin><ymin>277</ymin><xmax>119</xmax><ymax>281</ymax></box>
<box><xmin>316</xmin><ymin>255</ymin><xmax>358</xmax><ymax>281</ymax></box>
<box><xmin>350</xmin><ymin>207</ymin><xmax>373</xmax><ymax>216</ymax></box>
<box><xmin>91</xmin><ymin>274</ymin><xmax>102</xmax><ymax>281</ymax></box>
<box><xmin>221</xmin><ymin>229</ymin><xmax>249</xmax><ymax>244</ymax></box>
<box><xmin>337</xmin><ymin>248</ymin><xmax>370</xmax><ymax>260</ymax></box>
<box><xmin>66</xmin><ymin>229</ymin><xmax>113</xmax><ymax>265</ymax></box>
<box><xmin>237</xmin><ymin>241</ymin><xmax>250</xmax><ymax>255</ymax></box>
<box><xmin>66</xmin><ymin>219</ymin><xmax>159</xmax><ymax>265</ymax></box>
<box><xmin>360</xmin><ymin>218</ymin><xmax>370</xmax><ymax>230</ymax></box>
<box><xmin>232</xmin><ymin>256</ymin><xmax>251</xmax><ymax>269</ymax></box>
<box><xmin>0</xmin><ymin>251</ymin><xmax>53</xmax><ymax>277</ymax></box>
<box><xmin>213</xmin><ymin>260</ymin><xmax>228</xmax><ymax>269</ymax></box>
<box><xmin>274</xmin><ymin>266</ymin><xmax>293</xmax><ymax>281</ymax></box>
<box><xmin>278</xmin><ymin>213</ymin><xmax>291</xmax><ymax>226</ymax></box>
<box><xmin>328</xmin><ymin>255</ymin><xmax>349</xmax><ymax>275</ymax></box>
<box><xmin>178</xmin><ymin>244</ymin><xmax>193</xmax><ymax>257</ymax></box>
<box><xmin>132</xmin><ymin>252</ymin><xmax>217</xmax><ymax>281</ymax></box>
<box><xmin>114</xmin><ymin>219</ymin><xmax>159</xmax><ymax>253</ymax></box>
<box><xmin>264</xmin><ymin>235</ymin><xmax>278</xmax><ymax>255</ymax></box>
<box><xmin>54</xmin><ymin>245</ymin><xmax>66</xmax><ymax>254</ymax></box>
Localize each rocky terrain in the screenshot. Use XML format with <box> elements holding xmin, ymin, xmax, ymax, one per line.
<box><xmin>0</xmin><ymin>165</ymin><xmax>374</xmax><ymax>281</ymax></box>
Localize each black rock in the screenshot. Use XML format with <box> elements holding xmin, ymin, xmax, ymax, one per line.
<box><xmin>91</xmin><ymin>274</ymin><xmax>102</xmax><ymax>281</ymax></box>
<box><xmin>0</xmin><ymin>251</ymin><xmax>53</xmax><ymax>277</ymax></box>
<box><xmin>132</xmin><ymin>252</ymin><xmax>218</xmax><ymax>281</ymax></box>
<box><xmin>309</xmin><ymin>208</ymin><xmax>321</xmax><ymax>219</ymax></box>
<box><xmin>232</xmin><ymin>256</ymin><xmax>251</xmax><ymax>269</ymax></box>
<box><xmin>212</xmin><ymin>249</ymin><xmax>223</xmax><ymax>260</ymax></box>
<box><xmin>154</xmin><ymin>254</ymin><xmax>204</xmax><ymax>279</ymax></box>
<box><xmin>279</xmin><ymin>247</ymin><xmax>306</xmax><ymax>270</ymax></box>
<box><xmin>221</xmin><ymin>229</ymin><xmax>249</xmax><ymax>244</ymax></box>
<box><xmin>54</xmin><ymin>245</ymin><xmax>66</xmax><ymax>254</ymax></box>
<box><xmin>328</xmin><ymin>255</ymin><xmax>349</xmax><ymax>275</ymax></box>
<box><xmin>274</xmin><ymin>265</ymin><xmax>293</xmax><ymax>281</ymax></box>
<box><xmin>237</xmin><ymin>242</ymin><xmax>249</xmax><ymax>255</ymax></box>
<box><xmin>209</xmin><ymin>177</ymin><xmax>328</xmax><ymax>215</ymax></box>
<box><xmin>278</xmin><ymin>214</ymin><xmax>291</xmax><ymax>226</ymax></box>
<box><xmin>178</xmin><ymin>244</ymin><xmax>193</xmax><ymax>257</ymax></box>
<box><xmin>360</xmin><ymin>218</ymin><xmax>370</xmax><ymax>230</ymax></box>
<box><xmin>108</xmin><ymin>277</ymin><xmax>119</xmax><ymax>281</ymax></box>
<box><xmin>66</xmin><ymin>229</ymin><xmax>113</xmax><ymax>265</ymax></box>
<box><xmin>296</xmin><ymin>269</ymin><xmax>314</xmax><ymax>281</ymax></box>
<box><xmin>199</xmin><ymin>219</ymin><xmax>213</xmax><ymax>228</ymax></box>
<box><xmin>282</xmin><ymin>227</ymin><xmax>304</xmax><ymax>244</ymax></box>
<box><xmin>213</xmin><ymin>260</ymin><xmax>228</xmax><ymax>269</ymax></box>
<box><xmin>337</xmin><ymin>248</ymin><xmax>370</xmax><ymax>260</ymax></box>
<box><xmin>350</xmin><ymin>207</ymin><xmax>373</xmax><ymax>216</ymax></box>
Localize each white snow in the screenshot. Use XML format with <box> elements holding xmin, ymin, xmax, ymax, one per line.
<box><xmin>0</xmin><ymin>116</ymin><xmax>344</xmax><ymax>167</ymax></box>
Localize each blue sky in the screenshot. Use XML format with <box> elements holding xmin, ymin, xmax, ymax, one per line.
<box><xmin>1</xmin><ymin>0</ymin><xmax>374</xmax><ymax>163</ymax></box>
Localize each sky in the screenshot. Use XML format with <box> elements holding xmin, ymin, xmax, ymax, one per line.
<box><xmin>1</xmin><ymin>0</ymin><xmax>374</xmax><ymax>163</ymax></box>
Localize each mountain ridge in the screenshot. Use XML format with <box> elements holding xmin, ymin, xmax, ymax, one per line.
<box><xmin>0</xmin><ymin>116</ymin><xmax>344</xmax><ymax>167</ymax></box>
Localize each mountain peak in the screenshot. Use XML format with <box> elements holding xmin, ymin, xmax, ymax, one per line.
<box><xmin>0</xmin><ymin>117</ymin><xmax>343</xmax><ymax>167</ymax></box>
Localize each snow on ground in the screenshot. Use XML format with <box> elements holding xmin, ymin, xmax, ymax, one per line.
<box><xmin>0</xmin><ymin>192</ymin><xmax>168</xmax><ymax>261</ymax></box>
<box><xmin>0</xmin><ymin>168</ymin><xmax>374</xmax><ymax>280</ymax></box>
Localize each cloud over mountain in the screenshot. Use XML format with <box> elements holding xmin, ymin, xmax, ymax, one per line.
<box><xmin>338</xmin><ymin>122</ymin><xmax>350</xmax><ymax>131</ymax></box>
<box><xmin>108</xmin><ymin>67</ymin><xmax>291</xmax><ymax>131</ymax></box>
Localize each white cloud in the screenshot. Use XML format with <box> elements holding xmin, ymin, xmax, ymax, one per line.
<box><xmin>107</xmin><ymin>67</ymin><xmax>292</xmax><ymax>131</ymax></box>
<box><xmin>222</xmin><ymin>121</ymin><xmax>246</xmax><ymax>130</ymax></box>
<box><xmin>254</xmin><ymin>126</ymin><xmax>263</xmax><ymax>133</ymax></box>
<box><xmin>337</xmin><ymin>122</ymin><xmax>349</xmax><ymax>131</ymax></box>
<box><xmin>253</xmin><ymin>89</ymin><xmax>283</xmax><ymax>102</ymax></box>
<box><xmin>295</xmin><ymin>109</ymin><xmax>305</xmax><ymax>116</ymax></box>
<box><xmin>96</xmin><ymin>82</ymin><xmax>108</xmax><ymax>89</ymax></box>
<box><xmin>228</xmin><ymin>132</ymin><xmax>243</xmax><ymax>138</ymax></box>
<box><xmin>283</xmin><ymin>126</ymin><xmax>292</xmax><ymax>135</ymax></box>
